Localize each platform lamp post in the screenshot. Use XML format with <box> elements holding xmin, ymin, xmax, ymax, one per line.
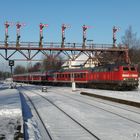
<box><xmin>61</xmin><ymin>24</ymin><xmax>70</xmax><ymax>48</ymax></box>
<box><xmin>16</xmin><ymin>22</ymin><xmax>26</xmax><ymax>47</ymax></box>
<box><xmin>71</xmin><ymin>73</ymin><xmax>76</xmax><ymax>92</ymax></box>
<box><xmin>113</xmin><ymin>26</ymin><xmax>120</xmax><ymax>47</ymax></box>
<box><xmin>4</xmin><ymin>21</ymin><xmax>14</xmax><ymax>48</ymax></box>
<box><xmin>39</xmin><ymin>23</ymin><xmax>48</xmax><ymax>48</ymax></box>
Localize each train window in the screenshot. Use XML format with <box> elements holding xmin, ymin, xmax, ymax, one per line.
<box><xmin>83</xmin><ymin>73</ymin><xmax>86</xmax><ymax>78</ymax></box>
<box><xmin>76</xmin><ymin>74</ymin><xmax>79</xmax><ymax>78</ymax></box>
<box><xmin>99</xmin><ymin>68</ymin><xmax>102</xmax><ymax>72</ymax></box>
<box><xmin>108</xmin><ymin>67</ymin><xmax>111</xmax><ymax>71</ymax></box>
<box><xmin>114</xmin><ymin>67</ymin><xmax>119</xmax><ymax>71</ymax></box>
<box><xmin>77</xmin><ymin>74</ymin><xmax>79</xmax><ymax>78</ymax></box>
<box><xmin>80</xmin><ymin>73</ymin><xmax>83</xmax><ymax>78</ymax></box>
<box><xmin>104</xmin><ymin>68</ymin><xmax>108</xmax><ymax>72</ymax></box>
<box><xmin>131</xmin><ymin>67</ymin><xmax>135</xmax><ymax>71</ymax></box>
<box><xmin>123</xmin><ymin>67</ymin><xmax>129</xmax><ymax>71</ymax></box>
<box><xmin>74</xmin><ymin>73</ymin><xmax>77</xmax><ymax>78</ymax></box>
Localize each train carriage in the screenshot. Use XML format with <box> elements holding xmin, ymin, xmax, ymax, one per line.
<box><xmin>13</xmin><ymin>63</ymin><xmax>139</xmax><ymax>90</ymax></box>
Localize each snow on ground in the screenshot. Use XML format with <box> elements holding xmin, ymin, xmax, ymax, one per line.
<box><xmin>0</xmin><ymin>86</ymin><xmax>23</xmax><ymax>139</ymax></box>
<box><xmin>80</xmin><ymin>84</ymin><xmax>140</xmax><ymax>103</ymax></box>
<box><xmin>19</xmin><ymin>92</ymin><xmax>42</xmax><ymax>140</ymax></box>
<box><xmin>0</xmin><ymin>83</ymin><xmax>10</xmax><ymax>90</ymax></box>
<box><xmin>0</xmin><ymin>79</ymin><xmax>139</xmax><ymax>139</ymax></box>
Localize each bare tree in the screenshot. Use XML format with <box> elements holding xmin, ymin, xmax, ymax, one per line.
<box><xmin>0</xmin><ymin>71</ymin><xmax>11</xmax><ymax>80</ymax></box>
<box><xmin>42</xmin><ymin>55</ymin><xmax>63</xmax><ymax>71</ymax></box>
<box><xmin>121</xmin><ymin>26</ymin><xmax>140</xmax><ymax>48</ymax></box>
<box><xmin>121</xmin><ymin>26</ymin><xmax>140</xmax><ymax>71</ymax></box>
<box><xmin>28</xmin><ymin>62</ymin><xmax>42</xmax><ymax>72</ymax></box>
<box><xmin>14</xmin><ymin>65</ymin><xmax>26</xmax><ymax>74</ymax></box>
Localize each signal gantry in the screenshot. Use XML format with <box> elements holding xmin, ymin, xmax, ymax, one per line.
<box><xmin>0</xmin><ymin>22</ymin><xmax>130</xmax><ymax>65</ymax></box>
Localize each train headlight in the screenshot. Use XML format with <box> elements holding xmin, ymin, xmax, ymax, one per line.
<box><xmin>123</xmin><ymin>78</ymin><xmax>126</xmax><ymax>80</ymax></box>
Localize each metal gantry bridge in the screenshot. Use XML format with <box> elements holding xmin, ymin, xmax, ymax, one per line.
<box><xmin>0</xmin><ymin>22</ymin><xmax>130</xmax><ymax>64</ymax></box>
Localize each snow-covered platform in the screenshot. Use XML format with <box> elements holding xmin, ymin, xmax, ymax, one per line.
<box><xmin>0</xmin><ymin>88</ymin><xmax>23</xmax><ymax>139</ymax></box>
<box><xmin>80</xmin><ymin>86</ymin><xmax>140</xmax><ymax>107</ymax></box>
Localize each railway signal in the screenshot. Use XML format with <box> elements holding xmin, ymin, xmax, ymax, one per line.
<box><xmin>4</xmin><ymin>21</ymin><xmax>14</xmax><ymax>47</ymax></box>
<box><xmin>82</xmin><ymin>25</ymin><xmax>92</xmax><ymax>48</ymax></box>
<box><xmin>9</xmin><ymin>60</ymin><xmax>14</xmax><ymax>84</ymax></box>
<box><xmin>39</xmin><ymin>23</ymin><xmax>48</xmax><ymax>48</ymax></box>
<box><xmin>9</xmin><ymin>60</ymin><xmax>14</xmax><ymax>67</ymax></box>
<box><xmin>16</xmin><ymin>22</ymin><xmax>26</xmax><ymax>47</ymax></box>
<box><xmin>61</xmin><ymin>24</ymin><xmax>70</xmax><ymax>48</ymax></box>
<box><xmin>113</xmin><ymin>26</ymin><xmax>120</xmax><ymax>47</ymax></box>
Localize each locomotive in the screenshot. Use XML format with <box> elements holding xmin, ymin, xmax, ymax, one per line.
<box><xmin>13</xmin><ymin>63</ymin><xmax>139</xmax><ymax>90</ymax></box>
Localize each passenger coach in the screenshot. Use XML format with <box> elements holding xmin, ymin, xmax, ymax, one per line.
<box><xmin>13</xmin><ymin>63</ymin><xmax>139</xmax><ymax>90</ymax></box>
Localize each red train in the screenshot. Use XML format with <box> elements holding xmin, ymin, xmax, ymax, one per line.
<box><xmin>13</xmin><ymin>63</ymin><xmax>139</xmax><ymax>90</ymax></box>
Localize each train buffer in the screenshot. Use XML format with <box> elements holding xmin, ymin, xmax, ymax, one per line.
<box><xmin>42</xmin><ymin>86</ymin><xmax>47</xmax><ymax>92</ymax></box>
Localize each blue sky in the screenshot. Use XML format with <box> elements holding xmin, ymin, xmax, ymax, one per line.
<box><xmin>0</xmin><ymin>0</ymin><xmax>140</xmax><ymax>44</ymax></box>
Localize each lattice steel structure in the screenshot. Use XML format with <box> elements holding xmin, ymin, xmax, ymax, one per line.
<box><xmin>0</xmin><ymin>41</ymin><xmax>130</xmax><ymax>64</ymax></box>
<box><xmin>0</xmin><ymin>22</ymin><xmax>130</xmax><ymax>65</ymax></box>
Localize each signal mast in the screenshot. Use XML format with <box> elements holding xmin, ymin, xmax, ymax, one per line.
<box><xmin>113</xmin><ymin>26</ymin><xmax>120</xmax><ymax>47</ymax></box>
<box><xmin>82</xmin><ymin>25</ymin><xmax>91</xmax><ymax>48</ymax></box>
<box><xmin>4</xmin><ymin>21</ymin><xmax>14</xmax><ymax>47</ymax></box>
<box><xmin>39</xmin><ymin>23</ymin><xmax>48</xmax><ymax>48</ymax></box>
<box><xmin>16</xmin><ymin>22</ymin><xmax>26</xmax><ymax>47</ymax></box>
<box><xmin>61</xmin><ymin>24</ymin><xmax>70</xmax><ymax>48</ymax></box>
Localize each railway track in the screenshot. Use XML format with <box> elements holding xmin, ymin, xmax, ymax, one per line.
<box><xmin>50</xmin><ymin>90</ymin><xmax>140</xmax><ymax>125</ymax></box>
<box><xmin>55</xmin><ymin>88</ymin><xmax>140</xmax><ymax>112</ymax></box>
<box><xmin>20</xmin><ymin>91</ymin><xmax>53</xmax><ymax>140</ymax></box>
<box><xmin>22</xmin><ymin>86</ymin><xmax>140</xmax><ymax>124</ymax></box>
<box><xmin>19</xmin><ymin>87</ymin><xmax>101</xmax><ymax>140</ymax></box>
<box><xmin>27</xmin><ymin>86</ymin><xmax>140</xmax><ymax>114</ymax></box>
<box><xmin>45</xmin><ymin>87</ymin><xmax>140</xmax><ymax>114</ymax></box>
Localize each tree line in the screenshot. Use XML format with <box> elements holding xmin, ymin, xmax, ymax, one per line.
<box><xmin>13</xmin><ymin>55</ymin><xmax>63</xmax><ymax>74</ymax></box>
<box><xmin>0</xmin><ymin>71</ymin><xmax>11</xmax><ymax>80</ymax></box>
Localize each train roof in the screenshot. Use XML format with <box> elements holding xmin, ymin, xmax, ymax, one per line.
<box><xmin>57</xmin><ymin>63</ymin><xmax>135</xmax><ymax>73</ymax></box>
<box><xmin>58</xmin><ymin>67</ymin><xmax>93</xmax><ymax>73</ymax></box>
<box><xmin>14</xmin><ymin>72</ymin><xmax>46</xmax><ymax>76</ymax></box>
